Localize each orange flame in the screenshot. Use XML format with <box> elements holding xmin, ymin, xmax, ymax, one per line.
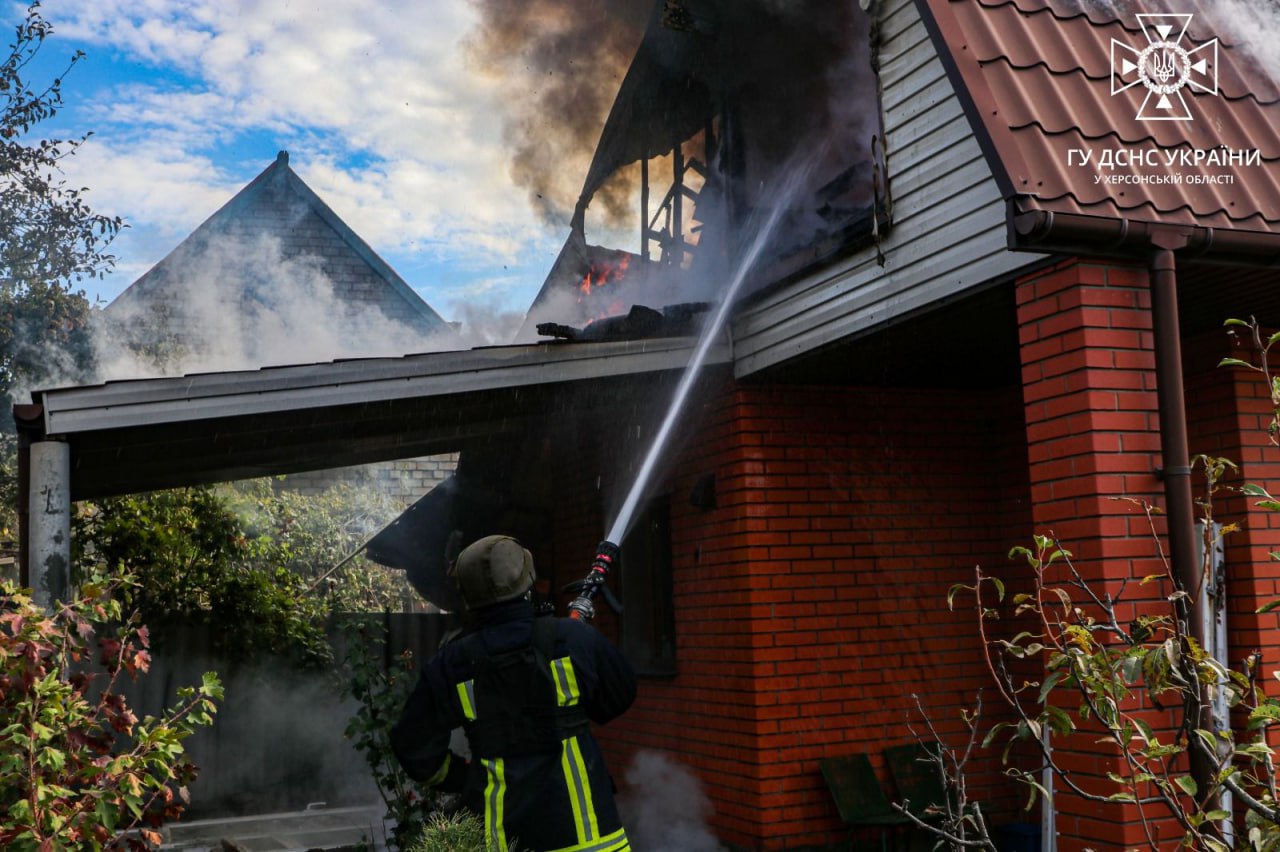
<box><xmin>577</xmin><ymin>254</ymin><xmax>630</xmax><ymax>320</ymax></box>
<box><xmin>578</xmin><ymin>254</ymin><xmax>630</xmax><ymax>300</ymax></box>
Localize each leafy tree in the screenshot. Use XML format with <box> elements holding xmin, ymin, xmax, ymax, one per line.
<box><xmin>0</xmin><ymin>2</ymin><xmax>123</xmax><ymax>531</ymax></box>
<box><xmin>73</xmin><ymin>486</ymin><xmax>334</xmax><ymax>668</ymax></box>
<box><xmin>73</xmin><ymin>479</ymin><xmax>423</xmax><ymax>667</ymax></box>
<box><xmin>339</xmin><ymin>618</ymin><xmax>437</xmax><ymax>849</ymax></box>
<box><xmin>225</xmin><ymin>478</ymin><xmax>421</xmax><ymax>614</ymax></box>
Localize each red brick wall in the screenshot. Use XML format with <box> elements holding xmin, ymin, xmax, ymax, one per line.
<box><xmin>555</xmin><ymin>375</ymin><xmax>1032</xmax><ymax>849</ymax></box>
<box><xmin>1016</xmin><ymin>259</ymin><xmax>1188</xmax><ymax>850</ymax></box>
<box><xmin>1184</xmin><ymin>328</ymin><xmax>1280</xmax><ymax>751</ymax></box>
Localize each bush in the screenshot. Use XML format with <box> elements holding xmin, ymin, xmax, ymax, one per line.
<box><xmin>0</xmin><ymin>573</ymin><xmax>221</xmax><ymax>850</ymax></box>
<box><xmin>402</xmin><ymin>810</ymin><xmax>522</xmax><ymax>852</ymax></box>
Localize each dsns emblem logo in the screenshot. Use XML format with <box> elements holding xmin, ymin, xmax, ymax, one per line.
<box><xmin>1111</xmin><ymin>14</ymin><xmax>1218</xmax><ymax>121</ymax></box>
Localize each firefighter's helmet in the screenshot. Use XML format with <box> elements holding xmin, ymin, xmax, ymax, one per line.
<box><xmin>452</xmin><ymin>535</ymin><xmax>536</xmax><ymax>609</ymax></box>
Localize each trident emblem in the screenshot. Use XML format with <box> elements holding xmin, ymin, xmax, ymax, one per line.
<box><xmin>1148</xmin><ymin>49</ymin><xmax>1177</xmax><ymax>84</ymax></box>
<box><xmin>1111</xmin><ymin>14</ymin><xmax>1218</xmax><ymax>121</ymax></box>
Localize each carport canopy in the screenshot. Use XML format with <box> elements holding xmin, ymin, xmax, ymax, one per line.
<box><xmin>20</xmin><ymin>336</ymin><xmax>725</xmax><ymax>499</ymax></box>
<box><xmin>17</xmin><ymin>336</ymin><xmax>727</xmax><ymax>600</ymax></box>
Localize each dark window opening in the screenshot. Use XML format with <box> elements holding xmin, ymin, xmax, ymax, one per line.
<box><xmin>620</xmin><ymin>495</ymin><xmax>676</xmax><ymax>676</ymax></box>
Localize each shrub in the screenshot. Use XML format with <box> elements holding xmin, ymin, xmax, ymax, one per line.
<box><xmin>402</xmin><ymin>810</ymin><xmax>523</xmax><ymax>852</ymax></box>
<box><xmin>0</xmin><ymin>573</ymin><xmax>221</xmax><ymax>850</ymax></box>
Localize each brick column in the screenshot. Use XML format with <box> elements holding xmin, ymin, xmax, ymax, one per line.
<box><xmin>1185</xmin><ymin>331</ymin><xmax>1280</xmax><ymax>738</ymax></box>
<box><xmin>1017</xmin><ymin>259</ymin><xmax>1178</xmax><ymax>850</ymax></box>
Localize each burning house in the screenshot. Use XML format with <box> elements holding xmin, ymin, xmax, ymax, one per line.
<box><xmin>14</xmin><ymin>0</ymin><xmax>1280</xmax><ymax>849</ymax></box>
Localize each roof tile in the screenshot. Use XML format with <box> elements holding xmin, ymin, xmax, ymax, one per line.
<box><xmin>923</xmin><ymin>0</ymin><xmax>1280</xmax><ymax>233</ymax></box>
<box><xmin>956</xmin><ymin>1</ymin><xmax>1277</xmax><ymax>102</ymax></box>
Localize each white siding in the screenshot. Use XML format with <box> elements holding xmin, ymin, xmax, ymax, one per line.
<box><xmin>731</xmin><ymin>0</ymin><xmax>1045</xmax><ymax>378</ymax></box>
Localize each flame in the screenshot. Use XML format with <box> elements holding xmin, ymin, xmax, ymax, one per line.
<box><xmin>577</xmin><ymin>254</ymin><xmax>630</xmax><ymax>320</ymax></box>
<box><xmin>578</xmin><ymin>254</ymin><xmax>630</xmax><ymax>300</ymax></box>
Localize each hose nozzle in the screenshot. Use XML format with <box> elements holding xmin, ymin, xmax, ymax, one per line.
<box><xmin>590</xmin><ymin>540</ymin><xmax>620</xmax><ymax>576</ymax></box>
<box><xmin>565</xmin><ymin>540</ymin><xmax>623</xmax><ymax>621</ymax></box>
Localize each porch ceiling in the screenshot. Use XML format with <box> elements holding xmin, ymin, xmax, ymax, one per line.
<box><xmin>23</xmin><ymin>336</ymin><xmax>726</xmax><ymax>500</ymax></box>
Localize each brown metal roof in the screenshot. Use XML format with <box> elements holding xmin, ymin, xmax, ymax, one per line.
<box><xmin>919</xmin><ymin>0</ymin><xmax>1280</xmax><ymax>235</ymax></box>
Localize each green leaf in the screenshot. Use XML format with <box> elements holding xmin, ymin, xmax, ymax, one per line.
<box><xmin>1132</xmin><ymin>717</ymin><xmax>1156</xmax><ymax>744</ymax></box>
<box><xmin>1242</xmin><ymin>483</ymin><xmax>1273</xmax><ymax>498</ymax></box>
<box><xmin>989</xmin><ymin>576</ymin><xmax>1006</xmax><ymax>602</ymax></box>
<box><xmin>1218</xmin><ymin>357</ymin><xmax>1254</xmax><ymax>369</ymax></box>
<box><xmin>1008</xmin><ymin>546</ymin><xmax>1033</xmax><ymax>565</ymax></box>
<box><xmin>1023</xmin><ymin>778</ymin><xmax>1049</xmax><ymax>810</ymax></box>
<box><xmin>1044</xmin><ymin>705</ymin><xmax>1073</xmax><ymax>735</ymax></box>
<box><xmin>1223</xmin><ymin>318</ymin><xmax>1251</xmax><ymax>327</ymax></box>
<box><xmin>1174</xmin><ymin>775</ymin><xmax>1198</xmax><ymax>798</ymax></box>
<box><xmin>982</xmin><ymin>722</ymin><xmax>1011</xmax><ymax>749</ymax></box>
<box><xmin>1039</xmin><ymin>671</ymin><xmax>1064</xmax><ymax>703</ymax></box>
<box><xmin>1194</xmin><ymin>729</ymin><xmax>1218</xmax><ymax>753</ymax></box>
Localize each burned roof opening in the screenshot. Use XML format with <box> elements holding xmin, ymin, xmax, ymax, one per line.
<box><xmin>522</xmin><ymin>0</ymin><xmax>891</xmax><ymax>339</ymax></box>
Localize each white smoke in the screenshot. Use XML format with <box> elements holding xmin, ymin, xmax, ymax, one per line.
<box><xmin>89</xmin><ymin>230</ymin><xmax>524</xmax><ymax>385</ymax></box>
<box><xmin>617</xmin><ymin>750</ymin><xmax>725</xmax><ymax>852</ymax></box>
<box><xmin>1213</xmin><ymin>0</ymin><xmax>1280</xmax><ymax>79</ymax></box>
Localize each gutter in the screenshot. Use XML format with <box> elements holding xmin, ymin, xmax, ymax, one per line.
<box><xmin>1009</xmin><ymin>201</ymin><xmax>1280</xmax><ymax>832</ymax></box>
<box><xmin>1013</xmin><ymin>209</ymin><xmax>1280</xmax><ymax>267</ymax></box>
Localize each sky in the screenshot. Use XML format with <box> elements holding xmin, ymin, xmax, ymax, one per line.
<box><xmin>19</xmin><ymin>0</ymin><xmax>581</xmax><ymax>323</ymax></box>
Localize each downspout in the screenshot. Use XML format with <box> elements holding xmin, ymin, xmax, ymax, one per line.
<box><xmin>1148</xmin><ymin>243</ymin><xmax>1216</xmax><ymax>812</ymax></box>
<box><xmin>1147</xmin><ymin>243</ymin><xmax>1202</xmax><ymax>629</ymax></box>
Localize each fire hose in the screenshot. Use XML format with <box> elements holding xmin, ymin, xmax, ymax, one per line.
<box><xmin>562</xmin><ymin>540</ymin><xmax>623</xmax><ymax>622</ymax></box>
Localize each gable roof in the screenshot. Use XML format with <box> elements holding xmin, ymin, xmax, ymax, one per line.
<box><xmin>108</xmin><ymin>151</ymin><xmax>447</xmax><ymax>333</ymax></box>
<box><xmin>918</xmin><ymin>0</ymin><xmax>1280</xmax><ymax>244</ymax></box>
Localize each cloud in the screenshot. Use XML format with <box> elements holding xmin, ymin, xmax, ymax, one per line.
<box><xmin>40</xmin><ymin>1</ymin><xmax>567</xmax><ymax>312</ymax></box>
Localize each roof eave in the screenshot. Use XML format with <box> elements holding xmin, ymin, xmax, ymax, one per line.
<box><xmin>31</xmin><ymin>335</ymin><xmax>729</xmax><ymax>438</ymax></box>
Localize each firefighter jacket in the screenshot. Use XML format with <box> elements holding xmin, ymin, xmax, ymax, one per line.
<box><xmin>392</xmin><ymin>598</ymin><xmax>637</xmax><ymax>852</ymax></box>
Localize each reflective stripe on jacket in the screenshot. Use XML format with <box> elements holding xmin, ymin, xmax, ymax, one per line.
<box><xmin>392</xmin><ymin>599</ymin><xmax>637</xmax><ymax>852</ymax></box>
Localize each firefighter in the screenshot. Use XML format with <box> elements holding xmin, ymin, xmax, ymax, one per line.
<box><xmin>391</xmin><ymin>534</ymin><xmax>637</xmax><ymax>852</ymax></box>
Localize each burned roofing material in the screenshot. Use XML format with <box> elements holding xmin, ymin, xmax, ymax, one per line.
<box><xmin>918</xmin><ymin>0</ymin><xmax>1280</xmax><ymax>239</ymax></box>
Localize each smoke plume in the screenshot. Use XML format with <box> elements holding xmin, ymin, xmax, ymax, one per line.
<box><xmin>464</xmin><ymin>0</ymin><xmax>652</xmax><ymax>227</ymax></box>
<box><xmin>617</xmin><ymin>750</ymin><xmax>725</xmax><ymax>852</ymax></box>
<box><xmin>79</xmin><ymin>231</ymin><xmax>526</xmax><ymax>387</ymax></box>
